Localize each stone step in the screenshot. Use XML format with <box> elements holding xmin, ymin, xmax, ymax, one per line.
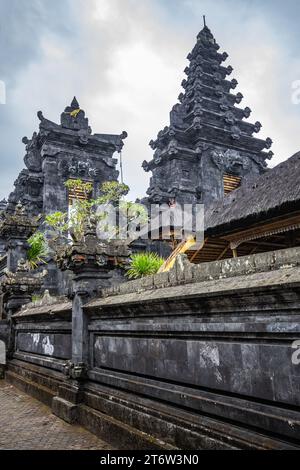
<box><xmin>83</xmin><ymin>383</ymin><xmax>300</xmax><ymax>450</ymax></box>
<box><xmin>5</xmin><ymin>363</ymin><xmax>177</xmax><ymax>450</ymax></box>
<box><xmin>77</xmin><ymin>403</ymin><xmax>178</xmax><ymax>451</ymax></box>
<box><xmin>5</xmin><ymin>370</ymin><xmax>55</xmax><ymax>407</ymax></box>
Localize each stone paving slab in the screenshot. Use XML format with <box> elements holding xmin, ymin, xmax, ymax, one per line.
<box><xmin>0</xmin><ymin>381</ymin><xmax>113</xmax><ymax>450</ymax></box>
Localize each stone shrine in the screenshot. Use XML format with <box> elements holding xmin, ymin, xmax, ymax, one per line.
<box><xmin>6</xmin><ymin>97</ymin><xmax>127</xmax><ymax>217</ymax></box>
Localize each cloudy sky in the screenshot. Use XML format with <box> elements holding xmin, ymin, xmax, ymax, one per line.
<box><xmin>0</xmin><ymin>0</ymin><xmax>300</xmax><ymax>201</ymax></box>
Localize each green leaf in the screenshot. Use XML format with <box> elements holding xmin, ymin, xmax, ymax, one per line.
<box><xmin>27</xmin><ymin>231</ymin><xmax>49</xmax><ymax>270</ymax></box>
<box><xmin>126</xmin><ymin>252</ymin><xmax>164</xmax><ymax>279</ymax></box>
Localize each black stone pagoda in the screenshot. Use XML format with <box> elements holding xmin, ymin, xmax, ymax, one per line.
<box><xmin>143</xmin><ymin>24</ymin><xmax>273</xmax><ymax>206</ymax></box>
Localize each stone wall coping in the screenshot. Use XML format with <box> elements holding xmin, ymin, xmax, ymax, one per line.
<box><xmin>13</xmin><ymin>301</ymin><xmax>72</xmax><ymax>319</ymax></box>
<box><xmin>85</xmin><ymin>264</ymin><xmax>300</xmax><ymax>311</ymax></box>
<box><xmin>95</xmin><ymin>246</ymin><xmax>300</xmax><ymax>302</ymax></box>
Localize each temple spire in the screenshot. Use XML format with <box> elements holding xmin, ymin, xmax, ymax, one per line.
<box><xmin>70</xmin><ymin>96</ymin><xmax>80</xmax><ymax>109</ymax></box>
<box><xmin>143</xmin><ymin>24</ymin><xmax>273</xmax><ymax>207</ymax></box>
<box><xmin>60</xmin><ymin>97</ymin><xmax>89</xmax><ymax>131</ymax></box>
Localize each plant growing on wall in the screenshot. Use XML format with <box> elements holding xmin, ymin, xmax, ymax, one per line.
<box><xmin>45</xmin><ymin>179</ymin><xmax>148</xmax><ymax>244</ymax></box>
<box><xmin>27</xmin><ymin>231</ymin><xmax>49</xmax><ymax>270</ymax></box>
<box><xmin>45</xmin><ymin>211</ymin><xmax>69</xmax><ymax>239</ymax></box>
<box><xmin>126</xmin><ymin>252</ymin><xmax>165</xmax><ymax>279</ymax></box>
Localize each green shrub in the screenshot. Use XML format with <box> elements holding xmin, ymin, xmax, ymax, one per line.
<box><xmin>126</xmin><ymin>252</ymin><xmax>164</xmax><ymax>279</ymax></box>
<box><xmin>27</xmin><ymin>232</ymin><xmax>48</xmax><ymax>270</ymax></box>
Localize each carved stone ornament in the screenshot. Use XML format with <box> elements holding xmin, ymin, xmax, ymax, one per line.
<box><xmin>22</xmin><ymin>132</ymin><xmax>42</xmax><ymax>172</ymax></box>
<box><xmin>54</xmin><ymin>216</ymin><xmax>130</xmax><ymax>274</ymax></box>
<box><xmin>0</xmin><ymin>202</ymin><xmax>41</xmax><ymax>240</ymax></box>
<box><xmin>59</xmin><ymin>158</ymin><xmax>99</xmax><ymax>179</ymax></box>
<box><xmin>142</xmin><ymin>160</ymin><xmax>150</xmax><ymax>172</ymax></box>
<box><xmin>63</xmin><ymin>360</ymin><xmax>87</xmax><ymax>381</ymax></box>
<box><xmin>211</xmin><ymin>149</ymin><xmax>250</xmax><ymax>173</ymax></box>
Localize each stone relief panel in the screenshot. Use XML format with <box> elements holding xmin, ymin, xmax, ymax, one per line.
<box><xmin>59</xmin><ymin>157</ymin><xmax>99</xmax><ymax>179</ymax></box>
<box><xmin>211</xmin><ymin>149</ymin><xmax>250</xmax><ymax>175</ymax></box>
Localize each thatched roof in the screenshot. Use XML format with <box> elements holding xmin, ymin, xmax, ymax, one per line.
<box><xmin>205</xmin><ymin>151</ymin><xmax>300</xmax><ymax>235</ymax></box>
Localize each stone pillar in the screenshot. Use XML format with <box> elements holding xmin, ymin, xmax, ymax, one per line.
<box><xmin>0</xmin><ymin>203</ymin><xmax>44</xmax><ymax>364</ymax></box>
<box><xmin>0</xmin><ymin>203</ymin><xmax>41</xmax><ymax>317</ymax></box>
<box><xmin>52</xmin><ymin>218</ymin><xmax>130</xmax><ymax>423</ymax></box>
<box><xmin>0</xmin><ymin>202</ymin><xmax>40</xmax><ymax>273</ymax></box>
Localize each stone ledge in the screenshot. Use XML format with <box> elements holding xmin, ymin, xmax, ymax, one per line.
<box><xmin>99</xmin><ymin>247</ymin><xmax>300</xmax><ymax>300</ymax></box>
<box><xmin>86</xmin><ymin>263</ymin><xmax>300</xmax><ymax>310</ymax></box>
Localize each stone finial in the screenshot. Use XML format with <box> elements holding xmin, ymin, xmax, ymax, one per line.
<box><xmin>70</xmin><ymin>96</ymin><xmax>80</xmax><ymax>109</ymax></box>
<box><xmin>60</xmin><ymin>97</ymin><xmax>89</xmax><ymax>131</ymax></box>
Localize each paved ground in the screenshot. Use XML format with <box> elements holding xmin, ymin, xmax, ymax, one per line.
<box><xmin>0</xmin><ymin>381</ymin><xmax>113</xmax><ymax>450</ymax></box>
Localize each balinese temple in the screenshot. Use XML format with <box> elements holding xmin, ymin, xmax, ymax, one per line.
<box><xmin>5</xmin><ymin>97</ymin><xmax>127</xmax><ymax>218</ymax></box>
<box><xmin>0</xmin><ymin>98</ymin><xmax>127</xmax><ymax>292</ymax></box>
<box><xmin>140</xmin><ymin>22</ymin><xmax>300</xmax><ymax>269</ymax></box>
<box><xmin>184</xmin><ymin>151</ymin><xmax>300</xmax><ymax>263</ymax></box>
<box><xmin>1</xmin><ymin>22</ymin><xmax>299</xmax><ymax>279</ymax></box>
<box><xmin>142</xmin><ymin>22</ymin><xmax>273</xmax><ymax>207</ymax></box>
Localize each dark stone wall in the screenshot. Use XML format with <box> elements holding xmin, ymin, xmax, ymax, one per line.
<box><xmin>5</xmin><ymin>248</ymin><xmax>300</xmax><ymax>449</ymax></box>
<box><xmin>0</xmin><ymin>320</ymin><xmax>9</xmax><ymax>372</ymax></box>
<box><xmin>83</xmin><ymin>247</ymin><xmax>300</xmax><ymax>447</ymax></box>
<box><xmin>0</xmin><ymin>321</ymin><xmax>8</xmax><ymax>345</ymax></box>
<box><xmin>12</xmin><ymin>301</ymin><xmax>72</xmax><ymax>373</ymax></box>
<box><xmin>17</xmin><ymin>332</ymin><xmax>71</xmax><ymax>360</ymax></box>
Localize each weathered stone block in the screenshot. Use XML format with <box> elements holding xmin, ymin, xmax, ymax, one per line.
<box><xmin>153</xmin><ymin>272</ymin><xmax>169</xmax><ymax>288</ymax></box>
<box><xmin>192</xmin><ymin>260</ymin><xmax>221</xmax><ymax>282</ymax></box>
<box><xmin>141</xmin><ymin>275</ymin><xmax>154</xmax><ymax>290</ymax></box>
<box><xmin>52</xmin><ymin>396</ymin><xmax>78</xmax><ymax>424</ymax></box>
<box><xmin>274</xmin><ymin>246</ymin><xmax>300</xmax><ymax>269</ymax></box>
<box><xmin>252</xmin><ymin>250</ymin><xmax>276</xmax><ymax>272</ymax></box>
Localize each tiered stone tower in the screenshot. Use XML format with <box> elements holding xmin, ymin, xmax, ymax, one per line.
<box><xmin>143</xmin><ymin>23</ymin><xmax>273</xmax><ymax>206</ymax></box>
<box><xmin>6</xmin><ymin>97</ymin><xmax>127</xmax><ymax>217</ymax></box>
<box><xmin>2</xmin><ymin>98</ymin><xmax>127</xmax><ymax>293</ymax></box>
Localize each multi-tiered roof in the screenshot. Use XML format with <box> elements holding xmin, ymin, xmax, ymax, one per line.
<box><xmin>144</xmin><ymin>23</ymin><xmax>273</xmax><ymax>174</ymax></box>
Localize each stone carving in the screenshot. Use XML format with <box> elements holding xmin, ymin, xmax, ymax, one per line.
<box><xmin>0</xmin><ymin>199</ymin><xmax>7</xmax><ymax>213</ymax></box>
<box><xmin>22</xmin><ymin>132</ymin><xmax>42</xmax><ymax>172</ymax></box>
<box><xmin>63</xmin><ymin>360</ymin><xmax>87</xmax><ymax>381</ymax></box>
<box><xmin>211</xmin><ymin>149</ymin><xmax>226</xmax><ymax>170</ymax></box>
<box><xmin>142</xmin><ymin>160</ymin><xmax>150</xmax><ymax>172</ymax></box>
<box><xmin>6</xmin><ymin>170</ymin><xmax>43</xmax><ymax>215</ymax></box>
<box><xmin>211</xmin><ymin>149</ymin><xmax>250</xmax><ymax>173</ymax></box>
<box><xmin>0</xmin><ymin>202</ymin><xmax>40</xmax><ymax>241</ymax></box>
<box><xmin>59</xmin><ymin>158</ymin><xmax>99</xmax><ymax>179</ymax></box>
<box><xmin>60</xmin><ymin>96</ymin><xmax>91</xmax><ymax>132</ymax></box>
<box><xmin>78</xmin><ymin>128</ymin><xmax>91</xmax><ymax>145</ymax></box>
<box><xmin>54</xmin><ymin>216</ymin><xmax>130</xmax><ymax>274</ymax></box>
<box><xmin>0</xmin><ymin>203</ymin><xmax>47</xmax><ymax>316</ymax></box>
<box><xmin>21</xmin><ymin>289</ymin><xmax>67</xmax><ymax>310</ymax></box>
